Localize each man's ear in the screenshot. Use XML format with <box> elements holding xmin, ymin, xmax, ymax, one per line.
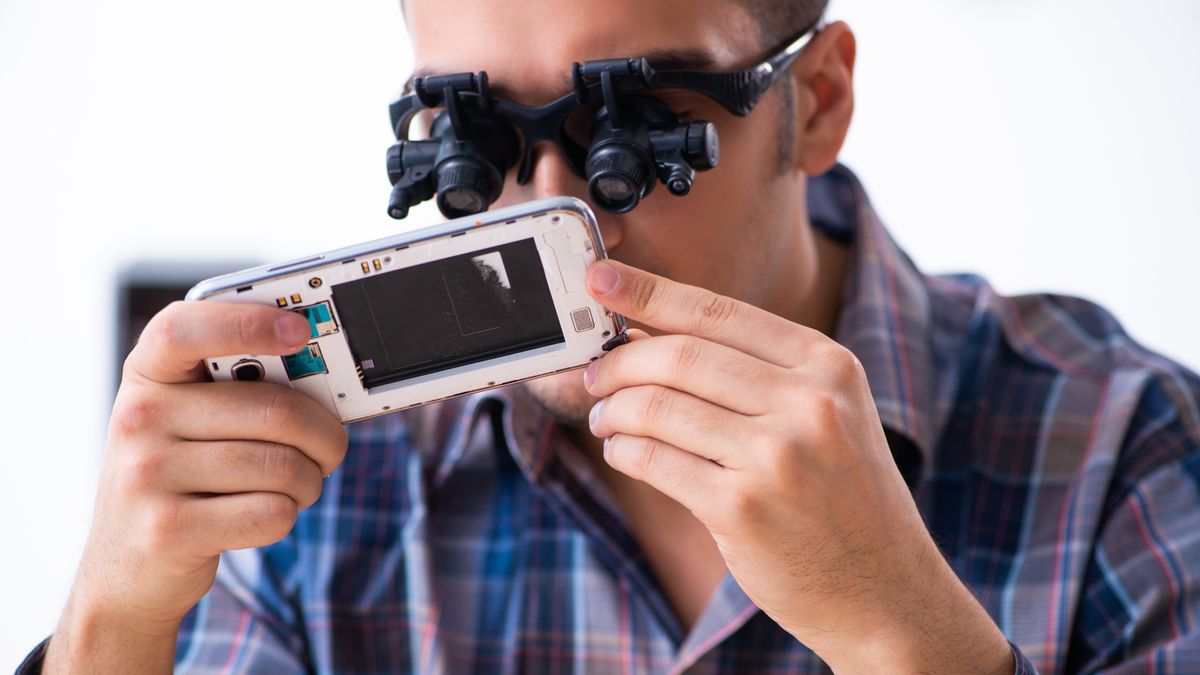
<box><xmin>789</xmin><ymin>21</ymin><xmax>857</xmax><ymax>176</ymax></box>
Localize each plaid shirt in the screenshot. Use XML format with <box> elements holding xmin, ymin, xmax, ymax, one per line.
<box><xmin>20</xmin><ymin>165</ymin><xmax>1200</xmax><ymax>674</ymax></box>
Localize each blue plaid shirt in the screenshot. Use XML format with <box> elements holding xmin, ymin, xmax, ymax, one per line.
<box><xmin>21</xmin><ymin>165</ymin><xmax>1200</xmax><ymax>673</ymax></box>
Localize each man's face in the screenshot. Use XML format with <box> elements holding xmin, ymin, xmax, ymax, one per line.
<box><xmin>406</xmin><ymin>0</ymin><xmax>822</xmax><ymax>427</ymax></box>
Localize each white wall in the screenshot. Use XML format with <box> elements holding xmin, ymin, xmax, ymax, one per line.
<box><xmin>835</xmin><ymin>0</ymin><xmax>1200</xmax><ymax>369</ymax></box>
<box><xmin>0</xmin><ymin>1</ymin><xmax>415</xmax><ymax>667</ymax></box>
<box><xmin>1</xmin><ymin>0</ymin><xmax>1197</xmax><ymax>668</ymax></box>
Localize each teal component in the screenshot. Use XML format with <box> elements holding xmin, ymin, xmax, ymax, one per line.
<box><xmin>282</xmin><ymin>343</ymin><xmax>328</xmax><ymax>380</ymax></box>
<box><xmin>295</xmin><ymin>302</ymin><xmax>338</xmax><ymax>338</ymax></box>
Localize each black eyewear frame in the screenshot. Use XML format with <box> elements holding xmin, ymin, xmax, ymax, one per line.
<box><xmin>385</xmin><ymin>18</ymin><xmax>823</xmax><ymax>218</ymax></box>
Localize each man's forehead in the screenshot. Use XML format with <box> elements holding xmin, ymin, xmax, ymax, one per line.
<box><xmin>404</xmin><ymin>47</ymin><xmax>720</xmax><ymax>101</ymax></box>
<box><xmin>403</xmin><ymin>0</ymin><xmax>759</xmax><ymax>104</ymax></box>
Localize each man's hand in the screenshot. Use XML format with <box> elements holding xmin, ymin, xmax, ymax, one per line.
<box><xmin>45</xmin><ymin>301</ymin><xmax>349</xmax><ymax>674</ymax></box>
<box><xmin>582</xmin><ymin>260</ymin><xmax>1013</xmax><ymax>675</ymax></box>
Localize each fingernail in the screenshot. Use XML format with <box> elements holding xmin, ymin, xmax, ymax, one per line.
<box><xmin>590</xmin><ymin>263</ymin><xmax>619</xmax><ymax>295</ymax></box>
<box><xmin>588</xmin><ymin>399</ymin><xmax>603</xmax><ymax>432</ymax></box>
<box><xmin>277</xmin><ymin>313</ymin><xmax>311</xmax><ymax>347</ymax></box>
<box><xmin>603</xmin><ymin>436</ymin><xmax>611</xmax><ymax>461</ymax></box>
<box><xmin>583</xmin><ymin>360</ymin><xmax>599</xmax><ymax>389</ymax></box>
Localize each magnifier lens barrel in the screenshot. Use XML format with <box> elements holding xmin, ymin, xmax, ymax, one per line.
<box><xmin>585</xmin><ymin>143</ymin><xmax>653</xmax><ymax>213</ymax></box>
<box><xmin>435</xmin><ymin>155</ymin><xmax>502</xmax><ymax>218</ymax></box>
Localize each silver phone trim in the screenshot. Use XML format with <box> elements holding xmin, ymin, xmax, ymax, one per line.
<box><xmin>185</xmin><ymin>196</ymin><xmax>607</xmax><ymax>302</ymax></box>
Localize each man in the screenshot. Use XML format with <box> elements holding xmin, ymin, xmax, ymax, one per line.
<box><xmin>25</xmin><ymin>0</ymin><xmax>1200</xmax><ymax>672</ymax></box>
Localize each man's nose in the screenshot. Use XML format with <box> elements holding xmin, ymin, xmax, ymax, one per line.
<box><xmin>525</xmin><ymin>143</ymin><xmax>586</xmax><ymax>199</ymax></box>
<box><xmin>497</xmin><ymin>143</ymin><xmax>623</xmax><ymax>250</ymax></box>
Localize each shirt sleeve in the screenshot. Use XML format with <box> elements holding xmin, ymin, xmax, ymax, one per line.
<box><xmin>1066</xmin><ymin>450</ymin><xmax>1200</xmax><ymax>672</ymax></box>
<box><xmin>173</xmin><ymin>543</ymin><xmax>311</xmax><ymax>673</ymax></box>
<box><xmin>9</xmin><ymin>546</ymin><xmax>307</xmax><ymax>675</ymax></box>
<box><xmin>12</xmin><ymin>543</ymin><xmax>308</xmax><ymax>675</ymax></box>
<box><xmin>1010</xmin><ymin>641</ymin><xmax>1039</xmax><ymax>674</ymax></box>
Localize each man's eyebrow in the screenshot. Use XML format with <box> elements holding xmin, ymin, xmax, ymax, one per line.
<box><xmin>400</xmin><ymin>48</ymin><xmax>719</xmax><ymax>98</ymax></box>
<box><xmin>401</xmin><ymin>70</ymin><xmax>573</xmax><ymax>101</ymax></box>
<box><xmin>639</xmin><ymin>48</ymin><xmax>719</xmax><ymax>72</ymax></box>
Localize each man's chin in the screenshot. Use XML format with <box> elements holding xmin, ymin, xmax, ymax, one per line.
<box><xmin>519</xmin><ymin>368</ymin><xmax>597</xmax><ymax>429</ymax></box>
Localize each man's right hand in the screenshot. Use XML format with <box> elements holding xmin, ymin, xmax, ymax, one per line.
<box><xmin>44</xmin><ymin>301</ymin><xmax>349</xmax><ymax>674</ymax></box>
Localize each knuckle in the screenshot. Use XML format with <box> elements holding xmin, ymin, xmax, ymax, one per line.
<box><xmin>145</xmin><ymin>302</ymin><xmax>189</xmax><ymax>357</ymax></box>
<box><xmin>639</xmin><ymin>385</ymin><xmax>674</xmax><ymax>425</ymax></box>
<box><xmin>629</xmin><ymin>276</ymin><xmax>658</xmax><ymax>315</ymax></box>
<box><xmin>213</xmin><ymin>441</ymin><xmax>244</xmax><ymax>474</ymax></box>
<box><xmin>254</xmin><ymin>495</ymin><xmax>298</xmax><ymax>542</ymax></box>
<box><xmin>310</xmin><ymin>428</ymin><xmax>349</xmax><ymax>479</ymax></box>
<box><xmin>724</xmin><ymin>351</ymin><xmax>775</xmax><ymax>397</ymax></box>
<box><xmin>304</xmin><ymin>435</ymin><xmax>345</xmax><ymax>480</ymax></box>
<box><xmin>258</xmin><ymin>388</ymin><xmax>300</xmax><ymax>436</ymax></box>
<box><xmin>722</xmin><ymin>486</ymin><xmax>761</xmax><ymax>522</ymax></box>
<box><xmin>141</xmin><ymin>501</ymin><xmax>186</xmax><ymax>551</ymax></box>
<box><xmin>630</xmin><ymin>437</ymin><xmax>663</xmax><ymax>476</ymax></box>
<box><xmin>669</xmin><ymin>337</ymin><xmax>704</xmax><ymax>374</ymax></box>
<box><xmin>604</xmin><ymin>434</ymin><xmax>640</xmax><ymax>476</ymax></box>
<box><xmin>230</xmin><ymin>307</ymin><xmax>260</xmax><ymax>350</ymax></box>
<box><xmin>327</xmin><ymin>424</ymin><xmax>350</xmax><ymax>465</ymax></box>
<box><xmin>595</xmin><ymin>350</ymin><xmax>623</xmax><ymax>386</ymax></box>
<box><xmin>696</xmin><ymin>294</ymin><xmax>737</xmax><ymax>332</ymax></box>
<box><xmin>110</xmin><ymin>388</ymin><xmax>159</xmax><ymax>439</ymax></box>
<box><xmin>307</xmin><ymin>418</ymin><xmax>348</xmax><ymax>477</ymax></box>
<box><xmin>821</xmin><ymin>343</ymin><xmax>865</xmax><ymax>379</ymax></box>
<box><xmin>260</xmin><ymin>443</ymin><xmax>300</xmax><ymax>484</ymax></box>
<box><xmin>119</xmin><ymin>352</ymin><xmax>140</xmax><ymax>383</ymax></box>
<box><xmin>122</xmin><ymin>448</ymin><xmax>166</xmax><ymax>493</ymax></box>
<box><xmin>777</xmin><ymin>369</ymin><xmax>816</xmax><ymax>408</ymax></box>
<box><xmin>805</xmin><ymin>392</ymin><xmax>849</xmax><ymax>436</ymax></box>
<box><xmin>603</xmin><ymin>433</ymin><xmax>624</xmax><ymax>467</ymax></box>
<box><xmin>796</xmin><ymin>391</ymin><xmax>854</xmax><ymax>449</ymax></box>
<box><xmin>792</xmin><ymin>384</ymin><xmax>840</xmax><ymax>429</ymax></box>
<box><xmin>296</xmin><ymin>474</ymin><xmax>325</xmax><ymax>510</ymax></box>
<box><xmin>760</xmin><ymin>435</ymin><xmax>799</xmax><ymax>479</ymax></box>
<box><xmin>847</xmin><ymin>350</ymin><xmax>865</xmax><ymax>376</ymax></box>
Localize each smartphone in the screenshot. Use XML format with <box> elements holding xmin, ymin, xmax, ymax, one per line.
<box><xmin>186</xmin><ymin>197</ymin><xmax>627</xmax><ymax>424</ymax></box>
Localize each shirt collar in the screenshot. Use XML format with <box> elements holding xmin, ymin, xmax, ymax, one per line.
<box><xmin>459</xmin><ymin>164</ymin><xmax>937</xmax><ymax>491</ymax></box>
<box><xmin>811</xmin><ymin>164</ymin><xmax>936</xmax><ymax>488</ymax></box>
<box><xmin>423</xmin><ymin>383</ymin><xmax>560</xmax><ymax>489</ymax></box>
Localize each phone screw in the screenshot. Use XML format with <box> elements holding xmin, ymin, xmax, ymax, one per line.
<box><xmin>309</xmin><ymin>277</ymin><xmax>323</xmax><ymax>288</ymax></box>
<box><xmin>337</xmin><ymin>393</ymin><xmax>346</xmax><ymax>399</ymax></box>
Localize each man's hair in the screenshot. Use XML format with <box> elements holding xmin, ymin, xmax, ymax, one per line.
<box><xmin>397</xmin><ymin>0</ymin><xmax>827</xmax><ymax>173</ymax></box>
<box><xmin>733</xmin><ymin>0</ymin><xmax>827</xmax><ymax>53</ymax></box>
<box><xmin>732</xmin><ymin>0</ymin><xmax>829</xmax><ymax>173</ymax></box>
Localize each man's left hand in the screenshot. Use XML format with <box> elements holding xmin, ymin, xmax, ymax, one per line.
<box><xmin>583</xmin><ymin>259</ymin><xmax>1014</xmax><ymax>675</ymax></box>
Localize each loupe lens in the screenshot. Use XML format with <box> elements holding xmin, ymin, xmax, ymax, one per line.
<box><xmin>593</xmin><ymin>175</ymin><xmax>635</xmax><ymax>204</ymax></box>
<box><xmin>435</xmin><ymin>155</ymin><xmax>501</xmax><ymax>218</ymax></box>
<box><xmin>585</xmin><ymin>144</ymin><xmax>651</xmax><ymax>213</ymax></box>
<box><xmin>440</xmin><ymin>187</ymin><xmax>485</xmax><ymax>215</ymax></box>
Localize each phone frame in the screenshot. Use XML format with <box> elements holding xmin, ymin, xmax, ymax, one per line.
<box><xmin>186</xmin><ymin>197</ymin><xmax>626</xmax><ymax>423</ymax></box>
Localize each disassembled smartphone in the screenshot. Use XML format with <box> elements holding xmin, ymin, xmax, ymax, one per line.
<box><xmin>186</xmin><ymin>197</ymin><xmax>627</xmax><ymax>424</ymax></box>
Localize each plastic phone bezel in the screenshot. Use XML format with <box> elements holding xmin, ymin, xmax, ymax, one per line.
<box><xmin>186</xmin><ymin>197</ymin><xmax>626</xmax><ymax>423</ymax></box>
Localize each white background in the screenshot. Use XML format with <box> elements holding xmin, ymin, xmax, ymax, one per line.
<box><xmin>1</xmin><ymin>0</ymin><xmax>1197</xmax><ymax>668</ymax></box>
